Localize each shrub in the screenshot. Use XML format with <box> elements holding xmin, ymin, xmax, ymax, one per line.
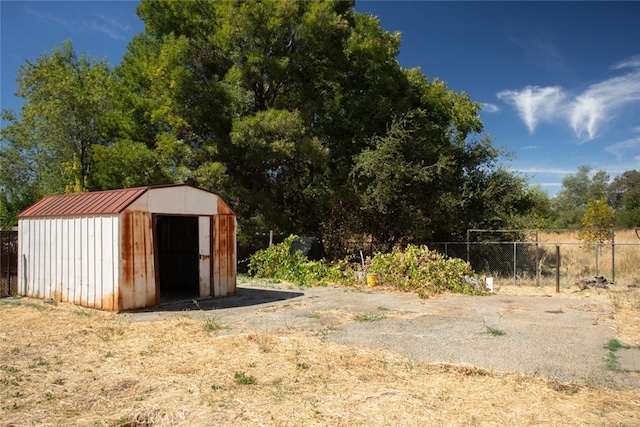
<box><xmin>369</xmin><ymin>245</ymin><xmax>483</xmax><ymax>297</ymax></box>
<box><xmin>248</xmin><ymin>235</ymin><xmax>339</xmax><ymax>287</ymax></box>
<box><xmin>248</xmin><ymin>237</ymin><xmax>483</xmax><ymax>296</ymax></box>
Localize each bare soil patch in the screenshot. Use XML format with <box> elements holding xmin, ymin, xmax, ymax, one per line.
<box><xmin>1</xmin><ymin>281</ymin><xmax>639</xmax><ymax>426</ymax></box>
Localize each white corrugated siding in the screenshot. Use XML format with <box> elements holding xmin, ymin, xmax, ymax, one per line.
<box><xmin>198</xmin><ymin>216</ymin><xmax>212</xmax><ymax>297</ymax></box>
<box><xmin>18</xmin><ymin>216</ymin><xmax>120</xmax><ymax>310</ymax></box>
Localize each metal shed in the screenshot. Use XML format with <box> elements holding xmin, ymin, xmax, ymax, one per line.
<box><xmin>17</xmin><ymin>184</ymin><xmax>236</xmax><ymax>311</ymax></box>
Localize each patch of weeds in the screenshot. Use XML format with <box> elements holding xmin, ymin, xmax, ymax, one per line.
<box><xmin>105</xmin><ymin>351</ymin><xmax>115</xmax><ymax>358</ymax></box>
<box><xmin>23</xmin><ymin>302</ymin><xmax>47</xmax><ymax>311</ymax></box>
<box><xmin>353</xmin><ymin>313</ymin><xmax>386</xmax><ymax>322</ymax></box>
<box><xmin>234</xmin><ymin>371</ymin><xmax>256</xmax><ymax>385</ymax></box>
<box><xmin>307</xmin><ymin>311</ymin><xmax>321</xmax><ymax>319</ymax></box>
<box><xmin>134</xmin><ymin>395</ymin><xmax>146</xmax><ymax>401</ymax></box>
<box><xmin>52</xmin><ymin>378</ymin><xmax>65</xmax><ymax>386</ymax></box>
<box><xmin>548</xmin><ymin>380</ymin><xmax>580</xmax><ymax>395</ymax></box>
<box><xmin>73</xmin><ymin>309</ymin><xmax>92</xmax><ymax>317</ymax></box>
<box><xmin>11</xmin><ymin>391</ymin><xmax>24</xmax><ymax>398</ymax></box>
<box><xmin>605</xmin><ymin>352</ymin><xmax>620</xmax><ymax>372</ymax></box>
<box><xmin>0</xmin><ymin>378</ymin><xmax>18</xmax><ymax>387</ymax></box>
<box><xmin>2</xmin><ymin>402</ymin><xmax>18</xmax><ymax>411</ymax></box>
<box><xmin>202</xmin><ymin>316</ymin><xmax>226</xmax><ymax>333</ymax></box>
<box><xmin>271</xmin><ymin>384</ymin><xmax>296</xmax><ymax>403</ymax></box>
<box><xmin>377</xmin><ymin>306</ymin><xmax>388</xmax><ymax>311</ymax></box>
<box><xmin>308</xmin><ymin>396</ymin><xmax>320</xmax><ymax>416</ymax></box>
<box><xmin>545</xmin><ymin>308</ymin><xmax>564</xmax><ymax>314</ymax></box>
<box><xmin>296</xmin><ymin>362</ymin><xmax>311</xmax><ymax>370</ymax></box>
<box><xmin>606</xmin><ymin>339</ymin><xmax>629</xmax><ymax>352</ymax></box>
<box><xmin>98</xmin><ymin>326</ymin><xmax>124</xmax><ymax>341</ymax></box>
<box><xmin>211</xmin><ymin>384</ymin><xmax>224</xmax><ymax>390</ymax></box>
<box><xmin>610</xmin><ymin>290</ymin><xmax>640</xmax><ymax>311</ymax></box>
<box><xmin>115</xmin><ymin>417</ymin><xmax>134</xmax><ymax>427</ymax></box>
<box><xmin>29</xmin><ymin>357</ymin><xmax>48</xmax><ymax>369</ymax></box>
<box><xmin>604</xmin><ymin>339</ymin><xmax>633</xmax><ymax>372</ymax></box>
<box><xmin>484</xmin><ymin>324</ymin><xmax>506</xmax><ymax>336</ymax></box>
<box><xmin>314</xmin><ymin>326</ymin><xmax>335</xmax><ymax>340</ymax></box>
<box><xmin>0</xmin><ymin>300</ymin><xmax>19</xmax><ymax>310</ymax></box>
<box><xmin>1</xmin><ymin>365</ymin><xmax>19</xmax><ymax>374</ymax></box>
<box><xmin>248</xmin><ymin>362</ymin><xmax>256</xmax><ymax>368</ymax></box>
<box><xmin>247</xmin><ymin>333</ymin><xmax>275</xmax><ymax>353</ymax></box>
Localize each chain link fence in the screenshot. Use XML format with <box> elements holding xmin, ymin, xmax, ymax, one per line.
<box><xmin>340</xmin><ymin>229</ymin><xmax>640</xmax><ymax>287</ymax></box>
<box><xmin>429</xmin><ymin>241</ymin><xmax>640</xmax><ymax>287</ymax></box>
<box><xmin>1</xmin><ymin>230</ymin><xmax>18</xmax><ymax>297</ymax></box>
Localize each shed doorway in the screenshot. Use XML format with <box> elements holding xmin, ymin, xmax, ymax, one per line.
<box><xmin>155</xmin><ymin>215</ymin><xmax>200</xmax><ymax>299</ymax></box>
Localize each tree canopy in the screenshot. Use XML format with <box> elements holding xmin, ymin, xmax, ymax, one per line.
<box><xmin>5</xmin><ymin>0</ymin><xmax>620</xmax><ymax>252</ymax></box>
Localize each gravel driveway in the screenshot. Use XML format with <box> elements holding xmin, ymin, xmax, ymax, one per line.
<box><xmin>127</xmin><ymin>282</ymin><xmax>639</xmax><ymax>387</ymax></box>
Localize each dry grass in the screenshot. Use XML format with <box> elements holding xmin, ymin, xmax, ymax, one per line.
<box><xmin>1</xmin><ymin>293</ymin><xmax>639</xmax><ymax>426</ymax></box>
<box><xmin>536</xmin><ymin>229</ymin><xmax>640</xmax><ymax>286</ymax></box>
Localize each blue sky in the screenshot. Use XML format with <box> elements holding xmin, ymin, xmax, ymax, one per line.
<box><xmin>2</xmin><ymin>1</ymin><xmax>640</xmax><ymax>195</ymax></box>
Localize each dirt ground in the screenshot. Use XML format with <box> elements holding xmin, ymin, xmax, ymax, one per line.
<box><xmin>1</xmin><ymin>280</ymin><xmax>639</xmax><ymax>426</ymax></box>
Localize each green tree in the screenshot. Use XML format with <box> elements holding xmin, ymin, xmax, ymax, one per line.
<box><xmin>126</xmin><ymin>0</ymin><xmax>412</xmax><ymax>243</ymax></box>
<box><xmin>118</xmin><ymin>0</ymin><xmax>537</xmax><ymax>251</ymax></box>
<box><xmin>2</xmin><ymin>0</ymin><xmax>537</xmax><ymax>251</ymax></box>
<box><xmin>1</xmin><ymin>41</ymin><xmax>115</xmax><ymax>225</ymax></box>
<box><xmin>578</xmin><ymin>197</ymin><xmax>615</xmax><ymax>243</ymax></box>
<box><xmin>552</xmin><ymin>166</ymin><xmax>610</xmax><ymax>228</ymax></box>
<box><xmin>609</xmin><ymin>170</ymin><xmax>640</xmax><ymax>227</ymax></box>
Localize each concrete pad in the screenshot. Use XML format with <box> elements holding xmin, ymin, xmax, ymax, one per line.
<box><xmin>617</xmin><ymin>348</ymin><xmax>640</xmax><ymax>372</ymax></box>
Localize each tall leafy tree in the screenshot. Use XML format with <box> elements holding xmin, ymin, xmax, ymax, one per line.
<box><xmin>552</xmin><ymin>166</ymin><xmax>610</xmax><ymax>228</ymax></box>
<box><xmin>2</xmin><ymin>0</ymin><xmax>539</xmax><ymax>251</ymax></box>
<box><xmin>1</xmin><ymin>41</ymin><xmax>115</xmax><ymax>224</ymax></box>
<box><xmin>609</xmin><ymin>170</ymin><xmax>640</xmax><ymax>227</ymax></box>
<box><xmin>116</xmin><ymin>0</ymin><xmax>538</xmax><ymax>250</ymax></box>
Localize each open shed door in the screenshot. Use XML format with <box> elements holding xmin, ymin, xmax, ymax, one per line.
<box><xmin>155</xmin><ymin>215</ymin><xmax>199</xmax><ymax>299</ymax></box>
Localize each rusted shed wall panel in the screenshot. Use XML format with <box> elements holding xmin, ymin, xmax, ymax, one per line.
<box><xmin>227</xmin><ymin>217</ymin><xmax>237</xmax><ymax>295</ymax></box>
<box><xmin>213</xmin><ymin>215</ymin><xmax>236</xmax><ymax>296</ymax></box>
<box><xmin>119</xmin><ymin>210</ymin><xmax>156</xmax><ymax>311</ymax></box>
<box><xmin>17</xmin><ymin>216</ymin><xmax>120</xmax><ymax>311</ymax></box>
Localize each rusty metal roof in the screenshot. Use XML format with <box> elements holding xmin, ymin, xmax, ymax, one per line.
<box><xmin>19</xmin><ymin>187</ymin><xmax>149</xmax><ymax>218</ymax></box>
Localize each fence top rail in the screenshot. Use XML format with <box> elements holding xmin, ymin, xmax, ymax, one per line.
<box><xmin>423</xmin><ymin>241</ymin><xmax>640</xmax><ymax>246</ymax></box>
<box><xmin>466</xmin><ymin>228</ymin><xmax>629</xmax><ymax>233</ymax></box>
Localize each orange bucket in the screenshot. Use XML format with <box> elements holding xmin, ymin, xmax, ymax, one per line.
<box><xmin>366</xmin><ymin>273</ymin><xmax>378</xmax><ymax>287</ymax></box>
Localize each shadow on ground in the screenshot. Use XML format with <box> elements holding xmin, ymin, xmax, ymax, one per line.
<box><xmin>134</xmin><ymin>286</ymin><xmax>304</xmax><ymax>313</ymax></box>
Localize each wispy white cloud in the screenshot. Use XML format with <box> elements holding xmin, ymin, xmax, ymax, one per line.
<box><xmin>497</xmin><ymin>54</ymin><xmax>640</xmax><ymax>141</ymax></box>
<box><xmin>514</xmin><ymin>167</ymin><xmax>575</xmax><ymax>176</ymax></box>
<box><xmin>497</xmin><ymin>86</ymin><xmax>565</xmax><ymax>133</ymax></box>
<box><xmin>520</xmin><ymin>145</ymin><xmax>541</xmax><ymax>150</ymax></box>
<box><xmin>605</xmin><ymin>138</ymin><xmax>640</xmax><ymax>160</ymax></box>
<box><xmin>612</xmin><ymin>54</ymin><xmax>640</xmax><ymax>70</ymax></box>
<box><xmin>605</xmin><ymin>127</ymin><xmax>640</xmax><ymax>160</ymax></box>
<box><xmin>481</xmin><ymin>103</ymin><xmax>500</xmax><ymax>113</ymax></box>
<box><xmin>85</xmin><ymin>13</ymin><xmax>132</xmax><ymax>41</ymax></box>
<box><xmin>508</xmin><ymin>31</ymin><xmax>566</xmax><ymax>70</ymax></box>
<box><xmin>24</xmin><ymin>6</ymin><xmax>73</xmax><ymax>30</ymax></box>
<box><xmin>24</xmin><ymin>6</ymin><xmax>131</xmax><ymax>41</ymax></box>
